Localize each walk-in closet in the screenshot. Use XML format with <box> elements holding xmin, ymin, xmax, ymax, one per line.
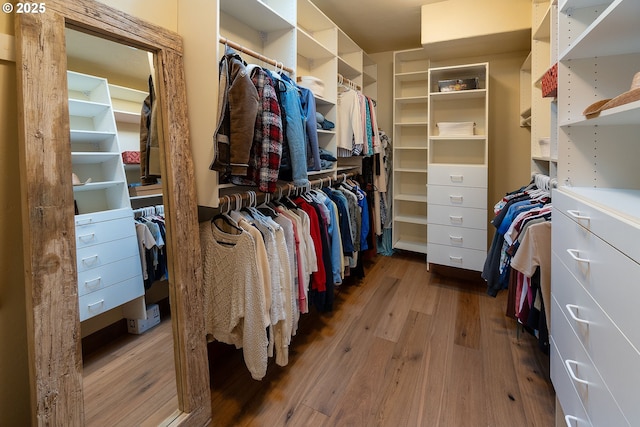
<box><xmin>4</xmin><ymin>0</ymin><xmax>639</xmax><ymax>426</ymax></box>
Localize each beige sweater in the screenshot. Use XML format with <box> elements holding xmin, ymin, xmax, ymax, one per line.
<box><xmin>199</xmin><ymin>221</ymin><xmax>269</xmax><ymax>380</ymax></box>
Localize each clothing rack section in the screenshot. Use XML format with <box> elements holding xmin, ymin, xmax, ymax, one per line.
<box><xmin>133</xmin><ymin>205</ymin><xmax>167</xmax><ymax>290</ymax></box>
<box><xmin>200</xmin><ymin>170</ymin><xmax>372</xmax><ymax>380</ymax></box>
<box><xmin>482</xmin><ymin>178</ymin><xmax>552</xmax><ymax>353</ymax></box>
<box><xmin>337</xmin><ymin>73</ymin><xmax>361</xmax><ymax>91</ymax></box>
<box><xmin>217</xmin><ymin>172</ymin><xmax>357</xmax><ymax>214</ymax></box>
<box><xmin>218</xmin><ymin>36</ymin><xmax>294</xmax><ymax>75</ymax></box>
<box><xmin>531</xmin><ymin>172</ymin><xmax>557</xmax><ymax>192</ymax></box>
<box><xmin>133</xmin><ymin>204</ymin><xmax>164</xmax><ymax>219</ymax></box>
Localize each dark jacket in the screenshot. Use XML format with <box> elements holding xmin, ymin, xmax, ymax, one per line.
<box><xmin>211</xmin><ymin>48</ymin><xmax>259</xmax><ymax>178</ymax></box>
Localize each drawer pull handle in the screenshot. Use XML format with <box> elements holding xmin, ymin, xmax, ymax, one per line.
<box><xmin>449</xmin><ymin>235</ymin><xmax>463</xmax><ymax>243</ymax></box>
<box><xmin>449</xmin><ymin>256</ymin><xmax>463</xmax><ymax>263</ymax></box>
<box><xmin>76</xmin><ymin>217</ymin><xmax>93</xmax><ymax>226</ymax></box>
<box><xmin>78</xmin><ymin>233</ymin><xmax>95</xmax><ymax>242</ymax></box>
<box><xmin>449</xmin><ymin>174</ymin><xmax>463</xmax><ymax>183</ymax></box>
<box><xmin>87</xmin><ymin>299</ymin><xmax>105</xmax><ymax>310</ymax></box>
<box><xmin>564</xmin><ymin>415</ymin><xmax>579</xmax><ymax>427</ymax></box>
<box><xmin>566</xmin><ymin>210</ymin><xmax>590</xmax><ymax>222</ymax></box>
<box><xmin>84</xmin><ymin>277</ymin><xmax>102</xmax><ymax>289</ymax></box>
<box><xmin>565</xmin><ymin>359</ymin><xmax>589</xmax><ymax>385</ymax></box>
<box><xmin>449</xmin><ymin>195</ymin><xmax>463</xmax><ymax>203</ymax></box>
<box><xmin>449</xmin><ymin>215</ymin><xmax>463</xmax><ymax>223</ymax></box>
<box><xmin>566</xmin><ymin>249</ymin><xmax>590</xmax><ymax>264</ymax></box>
<box><xmin>565</xmin><ymin>304</ymin><xmax>590</xmax><ymax>325</ymax></box>
<box><xmin>81</xmin><ymin>255</ymin><xmax>99</xmax><ymax>266</ymax></box>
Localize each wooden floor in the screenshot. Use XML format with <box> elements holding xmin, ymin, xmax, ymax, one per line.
<box><xmin>82</xmin><ymin>318</ymin><xmax>178</xmax><ymax>426</ymax></box>
<box><xmin>207</xmin><ymin>252</ymin><xmax>556</xmax><ymax>427</ymax></box>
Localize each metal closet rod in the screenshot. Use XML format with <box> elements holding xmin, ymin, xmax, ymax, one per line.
<box><xmin>219</xmin><ymin>36</ymin><xmax>295</xmax><ymax>75</ymax></box>
<box><xmin>217</xmin><ymin>172</ymin><xmax>358</xmax><ymax>211</ymax></box>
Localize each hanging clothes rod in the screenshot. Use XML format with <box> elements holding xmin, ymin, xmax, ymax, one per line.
<box><xmin>219</xmin><ymin>36</ymin><xmax>295</xmax><ymax>75</ymax></box>
<box><xmin>337</xmin><ymin>73</ymin><xmax>361</xmax><ymax>91</ymax></box>
<box><xmin>217</xmin><ymin>172</ymin><xmax>358</xmax><ymax>212</ymax></box>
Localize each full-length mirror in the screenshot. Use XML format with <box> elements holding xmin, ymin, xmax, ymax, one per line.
<box><xmin>15</xmin><ymin>1</ymin><xmax>210</xmax><ymax>425</ymax></box>
<box><xmin>65</xmin><ymin>27</ymin><xmax>178</xmax><ymax>424</ymax></box>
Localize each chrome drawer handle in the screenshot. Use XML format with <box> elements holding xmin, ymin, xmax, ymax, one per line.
<box><xmin>449</xmin><ymin>174</ymin><xmax>463</xmax><ymax>183</ymax></box>
<box><xmin>449</xmin><ymin>195</ymin><xmax>463</xmax><ymax>203</ymax></box>
<box><xmin>565</xmin><ymin>304</ymin><xmax>590</xmax><ymax>325</ymax></box>
<box><xmin>449</xmin><ymin>215</ymin><xmax>463</xmax><ymax>223</ymax></box>
<box><xmin>449</xmin><ymin>256</ymin><xmax>463</xmax><ymax>263</ymax></box>
<box><xmin>81</xmin><ymin>255</ymin><xmax>99</xmax><ymax>266</ymax></box>
<box><xmin>449</xmin><ymin>235</ymin><xmax>463</xmax><ymax>243</ymax></box>
<box><xmin>565</xmin><ymin>359</ymin><xmax>589</xmax><ymax>385</ymax></box>
<box><xmin>566</xmin><ymin>249</ymin><xmax>590</xmax><ymax>264</ymax></box>
<box><xmin>78</xmin><ymin>233</ymin><xmax>95</xmax><ymax>243</ymax></box>
<box><xmin>84</xmin><ymin>277</ymin><xmax>102</xmax><ymax>289</ymax></box>
<box><xmin>566</xmin><ymin>210</ymin><xmax>590</xmax><ymax>222</ymax></box>
<box><xmin>565</xmin><ymin>415</ymin><xmax>579</xmax><ymax>427</ymax></box>
<box><xmin>87</xmin><ymin>299</ymin><xmax>105</xmax><ymax>310</ymax></box>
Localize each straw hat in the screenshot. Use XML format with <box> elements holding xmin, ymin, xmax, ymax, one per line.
<box><xmin>72</xmin><ymin>172</ymin><xmax>92</xmax><ymax>186</ymax></box>
<box><xmin>583</xmin><ymin>71</ymin><xmax>640</xmax><ymax>118</ymax></box>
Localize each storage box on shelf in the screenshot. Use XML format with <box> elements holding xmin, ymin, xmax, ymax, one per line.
<box><xmin>68</xmin><ymin>70</ymin><xmax>145</xmax><ymax>322</ymax></box>
<box><xmin>427</xmin><ymin>63</ymin><xmax>489</xmax><ymax>272</ymax></box>
<box><xmin>392</xmin><ymin>48</ymin><xmax>430</xmax><ymax>254</ymax></box>
<box><xmin>553</xmin><ymin>1</ymin><xmax>640</xmax><ymax>425</ymax></box>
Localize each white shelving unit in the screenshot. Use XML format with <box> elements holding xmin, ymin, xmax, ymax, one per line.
<box><xmin>68</xmin><ymin>70</ymin><xmax>146</xmax><ymax>322</ymax></box>
<box><xmin>190</xmin><ymin>0</ymin><xmax>376</xmax><ymax>202</ymax></box>
<box><xmin>109</xmin><ymin>83</ymin><xmax>148</xmax><ymax>188</ymax></box>
<box><xmin>530</xmin><ymin>0</ymin><xmax>558</xmax><ymax>178</ymax></box>
<box><xmin>552</xmin><ymin>1</ymin><xmax>640</xmax><ymax>425</ymax></box>
<box><xmin>392</xmin><ymin>48</ymin><xmax>430</xmax><ymax>254</ymax></box>
<box><xmin>426</xmin><ymin>63</ymin><xmax>489</xmax><ymax>272</ymax></box>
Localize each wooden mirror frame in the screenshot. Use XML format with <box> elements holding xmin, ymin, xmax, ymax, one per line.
<box><xmin>15</xmin><ymin>1</ymin><xmax>210</xmax><ymax>425</ymax></box>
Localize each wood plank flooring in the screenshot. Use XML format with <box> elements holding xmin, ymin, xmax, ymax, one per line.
<box><xmin>82</xmin><ymin>318</ymin><xmax>178</xmax><ymax>426</ymax></box>
<box><xmin>208</xmin><ymin>252</ymin><xmax>556</xmax><ymax>426</ymax></box>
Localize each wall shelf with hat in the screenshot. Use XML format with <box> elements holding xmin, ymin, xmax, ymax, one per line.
<box><xmin>552</xmin><ymin>1</ymin><xmax>640</xmax><ymax>425</ymax></box>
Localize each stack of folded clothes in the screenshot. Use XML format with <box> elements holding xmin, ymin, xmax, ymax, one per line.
<box><xmin>316</xmin><ymin>112</ymin><xmax>335</xmax><ymax>130</ymax></box>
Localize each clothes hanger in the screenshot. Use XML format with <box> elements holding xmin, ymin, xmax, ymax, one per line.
<box><xmin>212</xmin><ymin>195</ymin><xmax>243</xmax><ymax>234</ymax></box>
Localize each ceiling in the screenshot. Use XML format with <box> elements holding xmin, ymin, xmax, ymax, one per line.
<box><xmin>312</xmin><ymin>0</ymin><xmax>443</xmax><ymax>53</ymax></box>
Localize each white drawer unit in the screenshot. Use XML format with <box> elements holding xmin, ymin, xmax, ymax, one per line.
<box><xmin>427</xmin><ymin>204</ymin><xmax>487</xmax><ymax>230</ymax></box>
<box><xmin>68</xmin><ymin>71</ymin><xmax>146</xmax><ymax>321</ymax></box>
<box><xmin>78</xmin><ymin>275</ymin><xmax>145</xmax><ymax>321</ymax></box>
<box><xmin>552</xmin><ymin>189</ymin><xmax>640</xmax><ymax>426</ymax></box>
<box><xmin>427</xmin><ymin>223</ymin><xmax>486</xmax><ymax>251</ymax></box>
<box><xmin>426</xmin><ymin>243</ymin><xmax>486</xmax><ymax>272</ymax></box>
<box><xmin>428</xmin><ymin>164</ymin><xmax>487</xmax><ymax>188</ymax></box>
<box><xmin>75</xmin><ymin>215</ymin><xmax>138</xmax><ymax>249</ymax></box>
<box><xmin>77</xmin><ymin>255</ymin><xmax>143</xmax><ymax>297</ymax></box>
<box><xmin>550</xmin><ymin>291</ymin><xmax>629</xmax><ymax>427</ymax></box>
<box><xmin>427</xmin><ymin>185</ymin><xmax>487</xmax><ymax>209</ymax></box>
<box><xmin>550</xmin><ymin>337</ymin><xmax>592</xmax><ymax>427</ymax></box>
<box><xmin>76</xmin><ymin>235</ymin><xmax>140</xmax><ymax>273</ymax></box>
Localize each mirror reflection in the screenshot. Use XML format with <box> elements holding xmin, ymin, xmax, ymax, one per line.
<box><xmin>65</xmin><ymin>28</ymin><xmax>178</xmax><ymax>425</ymax></box>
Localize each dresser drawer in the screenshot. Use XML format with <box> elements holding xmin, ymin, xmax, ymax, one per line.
<box><xmin>427</xmin><ymin>243</ymin><xmax>485</xmax><ymax>271</ymax></box>
<box><xmin>550</xmin><ymin>337</ymin><xmax>592</xmax><ymax>427</ymax></box>
<box><xmin>553</xmin><ymin>253</ymin><xmax>640</xmax><ymax>424</ymax></box>
<box><xmin>75</xmin><ymin>207</ymin><xmax>132</xmax><ymax>226</ymax></box>
<box><xmin>78</xmin><ymin>275</ymin><xmax>145</xmax><ymax>321</ymax></box>
<box><xmin>553</xmin><ymin>189</ymin><xmax>640</xmax><ymax>264</ymax></box>
<box><xmin>76</xmin><ymin>235</ymin><xmax>139</xmax><ymax>273</ymax></box>
<box><xmin>77</xmin><ymin>255</ymin><xmax>142</xmax><ymax>296</ymax></box>
<box><xmin>428</xmin><ymin>164</ymin><xmax>487</xmax><ymax>188</ymax></box>
<box><xmin>551</xmin><ymin>295</ymin><xmax>629</xmax><ymax>427</ymax></box>
<box><xmin>427</xmin><ymin>224</ymin><xmax>486</xmax><ymax>251</ymax></box>
<box><xmin>427</xmin><ymin>185</ymin><xmax>487</xmax><ymax>209</ymax></box>
<box><xmin>427</xmin><ymin>204</ymin><xmax>487</xmax><ymax>230</ymax></box>
<box><xmin>553</xmin><ymin>208</ymin><xmax>640</xmax><ymax>353</ymax></box>
<box><xmin>75</xmin><ymin>216</ymin><xmax>137</xmax><ymax>249</ymax></box>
